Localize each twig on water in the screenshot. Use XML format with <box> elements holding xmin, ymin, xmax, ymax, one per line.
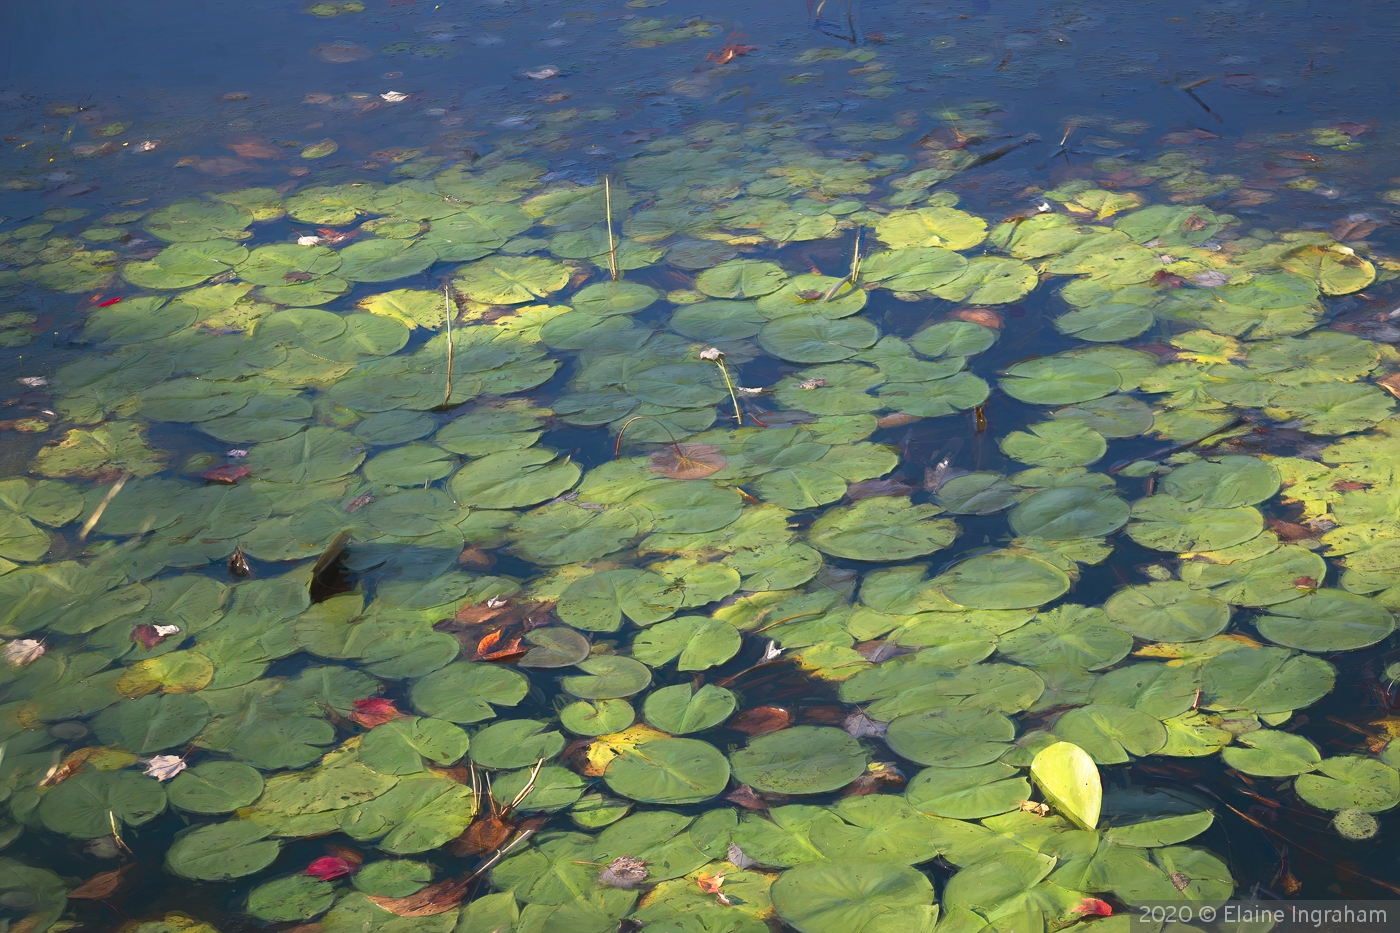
<box><xmin>77</xmin><ymin>472</ymin><xmax>131</xmax><ymax>544</ymax></box>
<box><xmin>605</xmin><ymin>177</ymin><xmax>620</xmax><ymax>282</ymax></box>
<box><xmin>821</xmin><ymin>227</ymin><xmax>862</xmax><ymax>303</ymax></box>
<box><xmin>442</xmin><ymin>285</ymin><xmax>455</xmax><ymax>407</ymax></box>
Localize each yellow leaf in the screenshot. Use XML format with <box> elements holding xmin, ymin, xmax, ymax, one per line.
<box><xmin>581</xmin><ymin>724</ymin><xmax>669</xmax><ymax>777</ymax></box>
<box><xmin>116</xmin><ymin>651</ymin><xmax>214</xmax><ymax>698</ymax></box>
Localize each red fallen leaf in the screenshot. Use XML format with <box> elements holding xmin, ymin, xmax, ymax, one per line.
<box><xmin>351</xmin><ymin>698</ymin><xmax>407</xmax><ymax>729</ymax></box>
<box><xmin>131</xmin><ymin>624</ymin><xmax>167</xmax><ymax>650</ymax></box>
<box><xmin>1333</xmin><ymin>121</ymin><xmax>1369</xmax><ymax>137</ymax></box>
<box><xmin>1279</xmin><ymin>150</ymin><xmax>1322</xmax><ymax>162</ymax></box>
<box><xmin>202</xmin><ymin>464</ymin><xmax>251</xmax><ymax>484</ymax></box>
<box><xmin>1266</xmin><ymin>519</ymin><xmax>1317</xmax><ymax>542</ymax></box>
<box><xmin>306</xmin><ymin>857</ymin><xmax>358</xmax><ymax>881</ymax></box>
<box><xmin>875</xmin><ymin>412</ymin><xmax>921</xmax><ymax>429</ymax></box>
<box><xmin>224</xmin><ymin>137</ymin><xmax>282</xmax><ymax>160</ymax></box>
<box><xmin>1151</xmin><ymin>270</ymin><xmax>1189</xmax><ymax>289</ymax></box>
<box><xmin>650</xmin><ymin>443</ymin><xmax>726</xmax><ymax>480</ymax></box>
<box><xmin>366</xmin><ymin>878</ymin><xmax>470</xmax><ymax>916</ymax></box>
<box><xmin>1074</xmin><ymin>898</ymin><xmax>1114</xmax><ymax>917</ymax></box>
<box><xmin>1331</xmin><ymin>480</ymin><xmax>1368</xmax><ymax>491</ymax></box>
<box><xmin>96</xmin><ymin>296</ymin><xmax>123</xmax><ymax>307</ymax></box>
<box><xmin>318</xmin><ymin>227</ymin><xmax>357</xmax><ymax>244</ymax></box>
<box><xmin>1292</xmin><ymin>576</ymin><xmax>1319</xmax><ymax>591</ymax></box>
<box><xmin>472</xmin><ymin>629</ymin><xmax>526</xmax><ymax>662</ymax></box>
<box><xmin>731</xmin><ymin>706</ymin><xmax>792</xmax><ymax>736</ymax></box>
<box><xmin>706</xmin><ymin>41</ymin><xmax>758</xmax><ymax>65</ymax></box>
<box><xmin>1181</xmin><ymin>213</ymin><xmax>1211</xmax><ymax>231</ymax></box>
<box><xmin>69</xmin><ymin>864</ymin><xmax>136</xmax><ymax>900</ymax></box>
<box><xmin>948</xmin><ymin>307</ymin><xmax>1003</xmax><ymax>329</ymax></box>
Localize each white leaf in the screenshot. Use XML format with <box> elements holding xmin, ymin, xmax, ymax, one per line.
<box><xmin>4</xmin><ymin>640</ymin><xmax>45</xmax><ymax>666</ymax></box>
<box><xmin>153</xmin><ymin>625</ymin><xmax>182</xmax><ymax>637</ymax></box>
<box><xmin>381</xmin><ymin>91</ymin><xmax>410</xmax><ymax>103</ymax></box>
<box><xmin>140</xmin><ymin>755</ymin><xmax>187</xmax><ymax>782</ymax></box>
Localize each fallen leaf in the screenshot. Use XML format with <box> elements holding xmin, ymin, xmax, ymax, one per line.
<box><xmin>450</xmin><ymin>816</ymin><xmax>513</xmax><ymax>856</ymax></box>
<box><xmin>726</xmin><ymin>843</ymin><xmax>757</xmax><ymax>870</ymax></box>
<box><xmin>229</xmin><ymin>547</ymin><xmax>251</xmax><ymax>578</ymax></box>
<box><xmin>1376</xmin><ymin>373</ymin><xmax>1400</xmax><ymax>400</ymax></box>
<box><xmin>875</xmin><ymin>412</ymin><xmax>921</xmax><ymax>429</ymax></box>
<box><xmin>140</xmin><ymin>755</ymin><xmax>187</xmax><ymax>781</ymax></box>
<box><xmin>312</xmin><ymin>42</ymin><xmax>372</xmax><ymax>62</ymax></box>
<box><xmin>68</xmin><ymin>865</ymin><xmax>135</xmax><ymax>900</ymax></box>
<box><xmin>457</xmin><ymin>545</ymin><xmax>496</xmax><ymax>569</ymax></box>
<box><xmin>846</xmin><ymin>477</ymin><xmax>915</xmax><ymax>500</ymax></box>
<box><xmin>202</xmin><ymin>464</ymin><xmax>250</xmax><ymax>484</ymax></box>
<box><xmin>724</xmin><ymin>785</ymin><xmax>769</xmax><ymax>810</ymax></box>
<box><xmin>730</xmin><ymin>706</ymin><xmax>792</xmax><ymax>736</ymax></box>
<box><xmin>351</xmin><ymin>698</ymin><xmax>406</xmax><ymax>729</ymax></box>
<box><xmin>1074</xmin><ymin>898</ymin><xmax>1114</xmax><ymax>917</ymax></box>
<box><xmin>367</xmin><ymin>878</ymin><xmax>470</xmax><ymax>916</ymax></box>
<box><xmin>843</xmin><ymin>712</ymin><xmax>888</xmax><ymax>738</ymax></box>
<box><xmin>472</xmin><ymin>630</ymin><xmax>525</xmax><ymax>662</ymax></box>
<box><xmin>131</xmin><ymin>624</ymin><xmax>170</xmax><ymax>650</ymax></box>
<box><xmin>381</xmin><ymin>91</ymin><xmax>410</xmax><ymax>103</ymax></box>
<box><xmin>4</xmin><ymin>639</ymin><xmax>45</xmax><ymax>666</ymax></box>
<box><xmin>599</xmin><ymin>856</ymin><xmax>648</xmax><ymax>889</ymax></box>
<box><xmin>306</xmin><ymin>856</ymin><xmax>358</xmax><ymax>881</ymax></box>
<box><xmin>948</xmin><ymin>307</ymin><xmax>1003</xmax><ymax>329</ymax></box>
<box><xmin>697</xmin><ymin>872</ymin><xmax>732</xmax><ymax>905</ymax></box>
<box><xmin>650</xmin><ymin>443</ymin><xmax>726</xmax><ymax>480</ymax></box>
<box><xmin>223</xmin><ymin>137</ymin><xmax>282</xmax><ymax>160</ymax></box>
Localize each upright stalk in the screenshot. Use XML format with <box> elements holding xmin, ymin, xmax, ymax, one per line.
<box><xmin>442</xmin><ymin>285</ymin><xmax>455</xmax><ymax>407</ymax></box>
<box><xmin>604</xmin><ymin>176</ymin><xmax>620</xmax><ymax>281</ymax></box>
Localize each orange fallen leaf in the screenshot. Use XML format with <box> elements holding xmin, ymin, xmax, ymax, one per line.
<box><xmin>650</xmin><ymin>443</ymin><xmax>726</xmax><ymax>480</ymax></box>
<box><xmin>948</xmin><ymin>307</ymin><xmax>1003</xmax><ymax>329</ymax></box>
<box><xmin>68</xmin><ymin>864</ymin><xmax>135</xmax><ymax>900</ymax></box>
<box><xmin>731</xmin><ymin>706</ymin><xmax>792</xmax><ymax>736</ymax></box>
<box><xmin>367</xmin><ymin>878</ymin><xmax>470</xmax><ymax>916</ymax></box>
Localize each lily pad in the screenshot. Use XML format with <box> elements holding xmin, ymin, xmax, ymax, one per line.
<box><xmin>450</xmin><ymin>448</ymin><xmax>581</xmax><ymax>509</ymax></box>
<box><xmin>1104</xmin><ymin>582</ymin><xmax>1231</xmax><ymax>642</ymax></box>
<box><xmin>1009</xmin><ymin>486</ymin><xmax>1128</xmax><ymax>540</ymax></box>
<box><xmin>808</xmin><ymin>497</ymin><xmax>958</xmax><ymax>561</ymax></box>
<box><xmin>1220</xmin><ymin>730</ymin><xmax>1321</xmax><ymax>777</ymax></box>
<box><xmin>938</xmin><ymin>552</ymin><xmax>1070</xmax><ymax>610</ymax></box>
<box><xmin>603</xmin><ymin>737</ymin><xmax>731</xmax><ymax>805</ymax></box>
<box><xmin>759</xmin><ymin>316</ymin><xmax>880</xmax><ymax>364</ymax></box>
<box><xmin>885</xmin><ymin>708</ymin><xmax>1016</xmax><ymax>767</ymax></box>
<box><xmin>1161</xmin><ymin>456</ymin><xmax>1281</xmax><ymax>509</ymax></box>
<box><xmin>1254</xmin><ymin>590</ymin><xmax>1394</xmax><ymax>652</ymax></box>
<box><xmin>562</xmin><ymin>656</ymin><xmax>653</xmax><ymax>700</ymax></box>
<box><xmin>456</xmin><ymin>256</ymin><xmax>570</xmax><ymax>304</ymax></box>
<box><xmin>643</xmin><ymin>684</ymin><xmax>737</xmax><ymax>734</ymax></box>
<box><xmin>771</xmin><ymin>860</ymin><xmax>936</xmax><ymax>933</ymax></box>
<box><xmin>1295</xmin><ymin>757</ymin><xmax>1400</xmax><ymax>813</ymax></box>
<box><xmin>1000</xmin><ymin>357</ymin><xmax>1122</xmax><ymax>405</ymax></box>
<box><xmin>730</xmin><ymin>726</ymin><xmax>867</xmax><ymax>794</ymax></box>
<box><xmin>999</xmin><ymin>422</ymin><xmax>1107</xmax><ymax>468</ymax></box>
<box><xmin>1030</xmin><ymin>741</ymin><xmax>1100</xmax><ymax>829</ymax></box>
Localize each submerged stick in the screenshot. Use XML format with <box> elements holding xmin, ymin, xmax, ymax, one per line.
<box><xmin>604</xmin><ymin>177</ymin><xmax>619</xmax><ymax>282</ymax></box>
<box><xmin>442</xmin><ymin>285</ymin><xmax>455</xmax><ymax>407</ymax></box>
<box><xmin>77</xmin><ymin>472</ymin><xmax>131</xmax><ymax>544</ymax></box>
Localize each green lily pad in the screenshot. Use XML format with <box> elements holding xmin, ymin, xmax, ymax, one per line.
<box><xmin>561</xmin><ymin>699</ymin><xmax>636</xmax><ymax>736</ymax></box>
<box><xmin>1181</xmin><ymin>545</ymin><xmax>1326</xmax><ymax>605</ymax></box>
<box><xmin>643</xmin><ymin>684</ymin><xmax>738</xmax><ymax>734</ymax></box>
<box><xmin>167</xmin><ymin>761</ymin><xmax>265</xmax><ymax>814</ymax></box>
<box><xmin>145</xmin><ymin>199</ymin><xmax>253</xmax><ymax>242</ymax></box>
<box><xmin>247</xmin><ymin>875</ymin><xmax>335</xmax><ymax>922</ymax></box>
<box><xmin>1104</xmin><ymin>582</ymin><xmax>1231</xmax><ymax>642</ymax></box>
<box><xmin>1254</xmin><ymin>590</ymin><xmax>1394</xmax><ymax>652</ymax></box>
<box><xmin>935</xmin><ymin>472</ymin><xmax>1023</xmax><ymax>515</ymax></box>
<box><xmin>730</xmin><ymin>726</ymin><xmax>867</xmax><ymax>794</ymax></box>
<box><xmin>808</xmin><ymin>497</ymin><xmax>958</xmax><ymax>561</ymax></box>
<box><xmin>409</xmin><ymin>662</ymin><xmax>528</xmax><ymax>723</ymax></box>
<box><xmin>632</xmin><ymin>616</ymin><xmax>742</xmax><ymax>671</ymax></box>
<box><xmin>885</xmin><ymin>708</ymin><xmax>1016</xmax><ymax>767</ymax></box>
<box><xmin>938</xmin><ymin>552</ymin><xmax>1070</xmax><ymax>610</ymax></box>
<box><xmin>456</xmin><ymin>256</ymin><xmax>570</xmax><ymax>304</ymax></box>
<box><xmin>759</xmin><ymin>316</ymin><xmax>880</xmax><ymax>364</ymax></box>
<box><xmin>998</xmin><ymin>605</ymin><xmax>1132</xmax><ymax>671</ymax></box>
<box><xmin>603</xmin><ymin>737</ymin><xmax>731</xmax><ymax>805</ymax></box>
<box><xmin>1220</xmin><ymin>730</ymin><xmax>1321</xmax><ymax>777</ymax></box>
<box><xmin>450</xmin><ymin>448</ymin><xmax>581</xmax><ymax>509</ymax></box>
<box><xmin>771</xmin><ymin>860</ymin><xmax>936</xmax><ymax>933</ymax></box>
<box><xmin>562</xmin><ymin>656</ymin><xmax>653</xmax><ymax>700</ymax></box>
<box><xmin>1009</xmin><ymin>486</ymin><xmax>1128</xmax><ymax>540</ymax></box>
<box><xmin>469</xmin><ymin>719</ymin><xmax>564</xmax><ymax>769</ymax></box>
<box><xmin>572</xmin><ymin>281</ymin><xmax>661</xmax><ymax>316</ymax></box>
<box><xmin>906</xmin><ymin>762</ymin><xmax>1029</xmax><ymax>819</ymax></box>
<box><xmin>1052</xmin><ymin>395</ymin><xmax>1154</xmax><ymax>438</ymax></box>
<box><xmin>861</xmin><ymin>247</ymin><xmax>968</xmax><ymax>293</ymax></box>
<box><xmin>1125</xmin><ymin>497</ymin><xmax>1264</xmax><ymax>553</ymax></box>
<box><xmin>999</xmin><ymin>422</ymin><xmax>1107</xmax><ymax>468</ymax></box>
<box><xmin>1295</xmin><ymin>757</ymin><xmax>1400</xmax><ymax>813</ymax></box>
<box><xmin>695</xmin><ymin>260</ymin><xmax>788</xmax><ymax>299</ymax></box>
<box><xmin>933</xmin><ymin>257</ymin><xmax>1038</xmax><ymax>304</ymax></box>
<box><xmin>1000</xmin><ymin>357</ymin><xmax>1121</xmax><ymax>405</ymax></box>
<box><xmin>39</xmin><ymin>770</ymin><xmax>167</xmax><ymax>838</ymax></box>
<box><xmin>1200</xmin><ymin>644</ymin><xmax>1334</xmax><ymax>714</ymax></box>
<box><xmin>1162</xmin><ymin>456</ymin><xmax>1281</xmax><ymax>508</ymax></box>
<box><xmin>166</xmin><ymin>821</ymin><xmax>280</xmax><ymax>881</ymax></box>
<box><xmin>1053</xmin><ymin>705</ymin><xmax>1168</xmax><ymax>764</ymax></box>
<box><xmin>875</xmin><ymin>206</ymin><xmax>987</xmax><ymax>250</ymax></box>
<box><xmin>359</xmin><ymin>717</ymin><xmax>471</xmax><ymax>775</ymax></box>
<box><xmin>909</xmin><ymin>320</ymin><xmax>998</xmax><ymax>358</ymax></box>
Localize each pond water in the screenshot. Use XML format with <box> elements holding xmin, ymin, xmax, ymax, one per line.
<box><xmin>1</xmin><ymin>0</ymin><xmax>1399</xmax><ymax>930</ymax></box>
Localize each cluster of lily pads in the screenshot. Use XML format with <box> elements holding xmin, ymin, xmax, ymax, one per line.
<box><xmin>0</xmin><ymin>109</ymin><xmax>1398</xmax><ymax>933</ymax></box>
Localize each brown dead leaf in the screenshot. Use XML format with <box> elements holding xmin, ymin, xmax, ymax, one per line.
<box><xmin>41</xmin><ymin>747</ymin><xmax>104</xmax><ymax>788</ymax></box>
<box><xmin>650</xmin><ymin>443</ymin><xmax>726</xmax><ymax>480</ymax></box>
<box><xmin>68</xmin><ymin>864</ymin><xmax>135</xmax><ymax>900</ymax></box>
<box><xmin>846</xmin><ymin>477</ymin><xmax>915</xmax><ymax>501</ymax></box>
<box><xmin>472</xmin><ymin>630</ymin><xmax>526</xmax><ymax>662</ymax></box>
<box><xmin>948</xmin><ymin>307</ymin><xmax>1003</xmax><ymax>329</ymax></box>
<box><xmin>367</xmin><ymin>878</ymin><xmax>471</xmax><ymax>916</ymax></box>
<box><xmin>223</xmin><ymin>137</ymin><xmax>282</xmax><ymax>160</ymax></box>
<box><xmin>1377</xmin><ymin>372</ymin><xmax>1400</xmax><ymax>400</ymax></box>
<box><xmin>724</xmin><ymin>785</ymin><xmax>769</xmax><ymax>810</ymax></box>
<box><xmin>730</xmin><ymin>706</ymin><xmax>792</xmax><ymax>736</ymax></box>
<box><xmin>1266</xmin><ymin>519</ymin><xmax>1318</xmax><ymax>542</ymax></box>
<box><xmin>450</xmin><ymin>816</ymin><xmax>514</xmax><ymax>856</ymax></box>
<box><xmin>458</xmin><ymin>545</ymin><xmax>497</xmax><ymax>570</ymax></box>
<box><xmin>874</xmin><ymin>412</ymin><xmax>921</xmax><ymax>429</ymax></box>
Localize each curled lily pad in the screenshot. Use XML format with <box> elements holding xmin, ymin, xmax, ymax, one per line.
<box><xmin>1030</xmin><ymin>741</ymin><xmax>1100</xmax><ymax>830</ymax></box>
<box><xmin>730</xmin><ymin>726</ymin><xmax>867</xmax><ymax>794</ymax></box>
